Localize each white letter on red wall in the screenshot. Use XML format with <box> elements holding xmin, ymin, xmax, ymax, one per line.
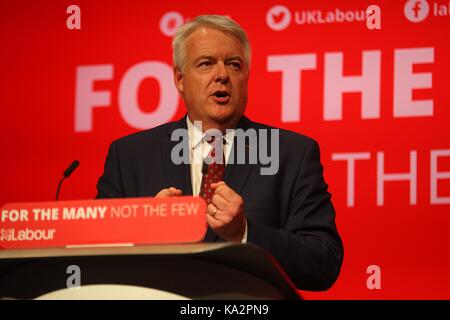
<box><xmin>267</xmin><ymin>54</ymin><xmax>317</xmax><ymax>122</ymax></box>
<box><xmin>324</xmin><ymin>51</ymin><xmax>381</xmax><ymax>120</ymax></box>
<box><xmin>118</xmin><ymin>61</ymin><xmax>178</xmax><ymax>130</ymax></box>
<box><xmin>75</xmin><ymin>65</ymin><xmax>113</xmax><ymax>132</ymax></box>
<box><xmin>377</xmin><ymin>151</ymin><xmax>417</xmax><ymax>206</ymax></box>
<box><xmin>332</xmin><ymin>152</ymin><xmax>371</xmax><ymax>207</ymax></box>
<box><xmin>431</xmin><ymin>150</ymin><xmax>450</xmax><ymax>204</ymax></box>
<box><xmin>394</xmin><ymin>47</ymin><xmax>434</xmax><ymax>117</ymax></box>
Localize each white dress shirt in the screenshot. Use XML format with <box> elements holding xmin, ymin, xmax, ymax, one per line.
<box><xmin>186</xmin><ymin>117</ymin><xmax>248</xmax><ymax>243</ymax></box>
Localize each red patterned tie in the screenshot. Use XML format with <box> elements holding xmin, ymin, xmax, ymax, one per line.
<box><xmin>199</xmin><ymin>137</ymin><xmax>225</xmax><ymax>204</ymax></box>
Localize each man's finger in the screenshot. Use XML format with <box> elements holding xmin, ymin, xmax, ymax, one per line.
<box><xmin>155</xmin><ymin>187</ymin><xmax>182</xmax><ymax>197</ymax></box>
<box><xmin>211</xmin><ymin>182</ymin><xmax>237</xmax><ymax>200</ymax></box>
<box><xmin>211</xmin><ymin>181</ymin><xmax>226</xmax><ymax>188</ymax></box>
<box><xmin>206</xmin><ymin>211</ymin><xmax>224</xmax><ymax>227</ymax></box>
<box><xmin>168</xmin><ymin>187</ymin><xmax>183</xmax><ymax>196</ymax></box>
<box><xmin>211</xmin><ymin>193</ymin><xmax>229</xmax><ymax>210</ymax></box>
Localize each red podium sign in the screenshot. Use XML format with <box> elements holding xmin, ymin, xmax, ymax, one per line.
<box><xmin>0</xmin><ymin>197</ymin><xmax>206</xmax><ymax>249</ymax></box>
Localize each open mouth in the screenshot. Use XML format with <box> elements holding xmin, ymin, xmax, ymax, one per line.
<box><xmin>211</xmin><ymin>90</ymin><xmax>230</xmax><ymax>103</ymax></box>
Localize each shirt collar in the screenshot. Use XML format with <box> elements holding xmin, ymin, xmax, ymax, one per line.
<box><xmin>186</xmin><ymin>116</ymin><xmax>235</xmax><ymax>148</ymax></box>
<box><xmin>186</xmin><ymin>116</ymin><xmax>204</xmax><ymax>149</ymax></box>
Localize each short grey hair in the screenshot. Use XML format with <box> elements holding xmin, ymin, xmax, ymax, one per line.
<box><xmin>172</xmin><ymin>15</ymin><xmax>251</xmax><ymax>72</ymax></box>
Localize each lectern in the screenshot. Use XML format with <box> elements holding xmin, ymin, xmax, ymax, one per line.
<box><xmin>0</xmin><ymin>243</ymin><xmax>301</xmax><ymax>299</ymax></box>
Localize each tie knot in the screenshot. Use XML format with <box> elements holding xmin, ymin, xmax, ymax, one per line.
<box><xmin>203</xmin><ymin>135</ymin><xmax>216</xmax><ymax>144</ymax></box>
<box><xmin>203</xmin><ymin>134</ymin><xmax>226</xmax><ymax>146</ymax></box>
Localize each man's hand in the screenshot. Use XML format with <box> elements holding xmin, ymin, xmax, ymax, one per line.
<box><xmin>206</xmin><ymin>181</ymin><xmax>247</xmax><ymax>243</ymax></box>
<box><xmin>155</xmin><ymin>187</ymin><xmax>183</xmax><ymax>197</ymax></box>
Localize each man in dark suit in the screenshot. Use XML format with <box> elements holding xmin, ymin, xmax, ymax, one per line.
<box><xmin>97</xmin><ymin>15</ymin><xmax>343</xmax><ymax>290</ymax></box>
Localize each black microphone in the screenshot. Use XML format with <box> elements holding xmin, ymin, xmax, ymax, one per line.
<box><xmin>64</xmin><ymin>160</ymin><xmax>80</xmax><ymax>178</ymax></box>
<box><xmin>56</xmin><ymin>160</ymin><xmax>80</xmax><ymax>201</ymax></box>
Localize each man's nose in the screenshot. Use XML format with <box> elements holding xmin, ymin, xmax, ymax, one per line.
<box><xmin>214</xmin><ymin>62</ymin><xmax>229</xmax><ymax>84</ymax></box>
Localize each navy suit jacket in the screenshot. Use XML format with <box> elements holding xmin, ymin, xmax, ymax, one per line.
<box><xmin>96</xmin><ymin>115</ymin><xmax>343</xmax><ymax>290</ymax></box>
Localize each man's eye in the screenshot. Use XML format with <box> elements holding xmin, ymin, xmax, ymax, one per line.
<box><xmin>198</xmin><ymin>61</ymin><xmax>212</xmax><ymax>67</ymax></box>
<box><xmin>228</xmin><ymin>62</ymin><xmax>241</xmax><ymax>70</ymax></box>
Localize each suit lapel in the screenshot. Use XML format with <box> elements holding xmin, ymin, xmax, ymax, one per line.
<box><xmin>223</xmin><ymin>148</ymin><xmax>254</xmax><ymax>196</ymax></box>
<box><xmin>224</xmin><ymin>116</ymin><xmax>255</xmax><ymax>194</ymax></box>
<box><xmin>161</xmin><ymin>116</ymin><xmax>193</xmax><ymax>196</ymax></box>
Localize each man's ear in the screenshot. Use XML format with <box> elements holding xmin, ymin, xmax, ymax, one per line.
<box><xmin>173</xmin><ymin>67</ymin><xmax>184</xmax><ymax>93</ymax></box>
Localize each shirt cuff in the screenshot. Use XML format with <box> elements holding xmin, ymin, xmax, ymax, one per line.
<box><xmin>241</xmin><ymin>219</ymin><xmax>248</xmax><ymax>243</ymax></box>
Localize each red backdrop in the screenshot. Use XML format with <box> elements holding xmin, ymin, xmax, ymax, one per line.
<box><xmin>1</xmin><ymin>0</ymin><xmax>449</xmax><ymax>299</ymax></box>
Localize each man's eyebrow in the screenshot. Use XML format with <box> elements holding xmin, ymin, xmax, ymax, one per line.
<box><xmin>194</xmin><ymin>55</ymin><xmax>216</xmax><ymax>63</ymax></box>
<box><xmin>225</xmin><ymin>56</ymin><xmax>243</xmax><ymax>62</ymax></box>
<box><xmin>193</xmin><ymin>55</ymin><xmax>243</xmax><ymax>64</ymax></box>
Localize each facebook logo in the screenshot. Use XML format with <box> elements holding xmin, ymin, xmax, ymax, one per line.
<box><xmin>404</xmin><ymin>0</ymin><xmax>430</xmax><ymax>22</ymax></box>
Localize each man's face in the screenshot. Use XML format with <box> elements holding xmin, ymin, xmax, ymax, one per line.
<box><xmin>174</xmin><ymin>27</ymin><xmax>249</xmax><ymax>131</ymax></box>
